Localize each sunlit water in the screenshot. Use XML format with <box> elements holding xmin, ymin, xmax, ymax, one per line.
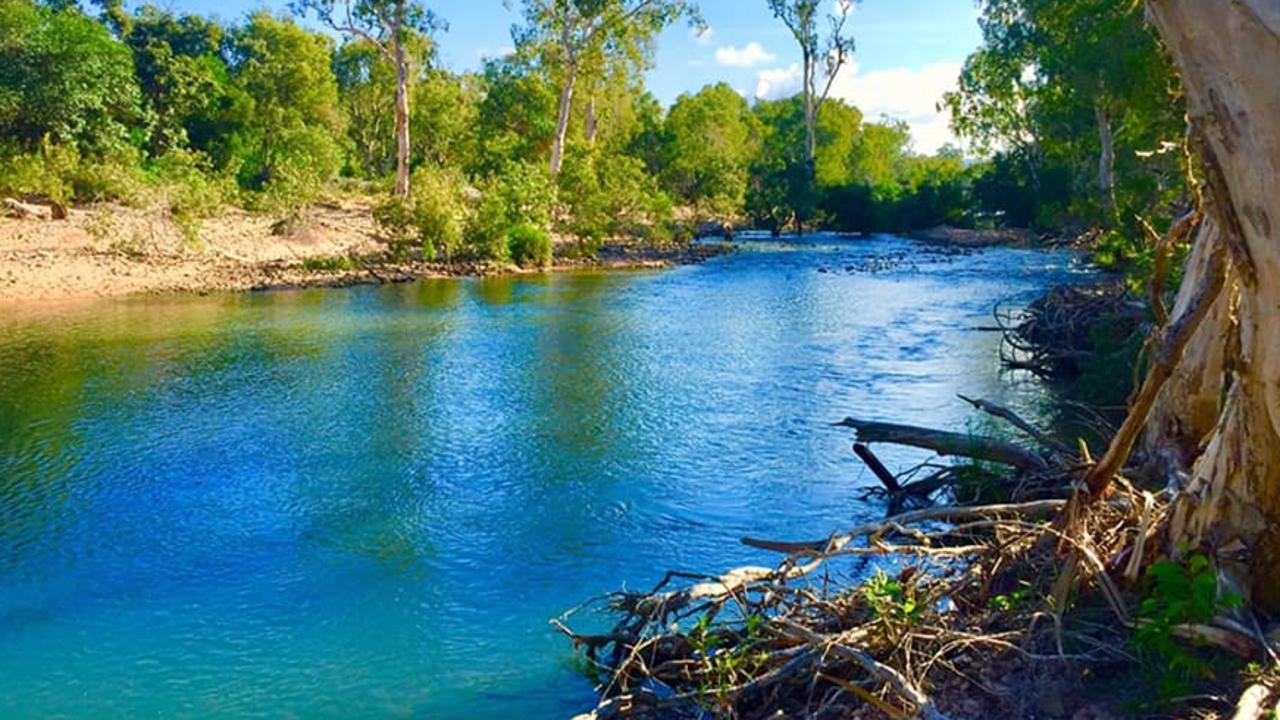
<box><xmin>0</xmin><ymin>234</ymin><xmax>1087</xmax><ymax>718</ymax></box>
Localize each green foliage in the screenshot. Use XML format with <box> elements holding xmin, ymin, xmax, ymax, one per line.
<box><xmin>466</xmin><ymin>161</ymin><xmax>556</xmax><ymax>261</ymax></box>
<box><xmin>302</xmin><ymin>253</ymin><xmax>357</xmax><ymax>271</ymax></box>
<box><xmin>1135</xmin><ymin>554</ymin><xmax>1244</xmax><ymax>698</ymax></box>
<box><xmin>687</xmin><ymin>613</ymin><xmax>770</xmax><ymax>710</ymax></box>
<box><xmin>472</xmin><ymin>58</ymin><xmax>557</xmax><ymax>176</ymax></box>
<box><xmin>373</xmin><ymin>165</ymin><xmax>467</xmax><ymax>259</ymax></box>
<box><xmin>944</xmin><ymin>0</ymin><xmax>1188</xmax><ymax>270</ymax></box>
<box><xmin>152</xmin><ymin>148</ymin><xmax>234</xmax><ymax>242</ymax></box>
<box><xmin>231</xmin><ymin>12</ymin><xmax>345</xmax><ymax>202</ymax></box>
<box><xmin>863</xmin><ymin>569</ymin><xmax>923</xmax><ymax>625</ymax></box>
<box><xmin>0</xmin><ymin>0</ymin><xmax>143</xmax><ymax>155</ymax></box>
<box><xmin>0</xmin><ymin>139</ymin><xmax>147</xmax><ymax>205</ymax></box>
<box><xmin>660</xmin><ymin>83</ymin><xmax>762</xmax><ymax>221</ymax></box>
<box><xmin>989</xmin><ymin>581</ymin><xmax>1034</xmax><ymax>612</ymax></box>
<box><xmin>559</xmin><ymin>146</ymin><xmax>673</xmax><ymax>247</ymax></box>
<box><xmin>506</xmin><ymin>222</ymin><xmax>552</xmax><ymax>268</ymax></box>
<box><xmin>257</xmin><ymin>125</ymin><xmax>343</xmax><ymax>213</ymax></box>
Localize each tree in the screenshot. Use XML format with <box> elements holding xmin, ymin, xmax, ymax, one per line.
<box><xmin>943</xmin><ymin>0</ymin><xmax>1184</xmax><ymax>234</ymax></box>
<box><xmin>660</xmin><ymin>82</ymin><xmax>762</xmax><ymax>220</ymax></box>
<box><xmin>0</xmin><ymin>0</ymin><xmax>142</xmax><ymax>154</ymax></box>
<box><xmin>765</xmin><ymin>0</ymin><xmax>857</xmax><ymax>172</ymax></box>
<box><xmin>511</xmin><ymin>0</ymin><xmax>700</xmax><ymax>176</ymax></box>
<box><xmin>1088</xmin><ymin>0</ymin><xmax>1280</xmax><ymax>613</ymax></box>
<box><xmin>292</xmin><ymin>0</ymin><xmax>445</xmax><ymax>197</ymax></box>
<box><xmin>230</xmin><ymin>13</ymin><xmax>345</xmax><ymax>204</ymax></box>
<box><xmin>125</xmin><ymin>6</ymin><xmax>246</xmax><ymax>159</ymax></box>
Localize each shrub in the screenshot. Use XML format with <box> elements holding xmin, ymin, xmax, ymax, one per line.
<box><xmin>0</xmin><ymin>141</ymin><xmax>147</xmax><ymax>206</ymax></box>
<box><xmin>464</xmin><ymin>161</ymin><xmax>555</xmax><ymax>261</ymax></box>
<box><xmin>507</xmin><ymin>222</ymin><xmax>552</xmax><ymax>268</ymax></box>
<box><xmin>558</xmin><ymin>148</ymin><xmax>675</xmax><ymax>249</ymax></box>
<box><xmin>152</xmin><ymin>149</ymin><xmax>233</xmax><ymax>242</ymax></box>
<box><xmin>258</xmin><ymin>125</ymin><xmax>343</xmax><ymax>214</ymax></box>
<box><xmin>302</xmin><ymin>254</ymin><xmax>356</xmax><ymax>271</ymax></box>
<box><xmin>372</xmin><ymin>166</ymin><xmax>466</xmax><ymax>260</ymax></box>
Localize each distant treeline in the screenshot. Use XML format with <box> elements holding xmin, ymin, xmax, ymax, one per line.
<box><xmin>0</xmin><ymin>0</ymin><xmax>1186</xmax><ymax>263</ymax></box>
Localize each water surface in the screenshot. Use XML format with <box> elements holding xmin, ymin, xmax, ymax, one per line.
<box><xmin>0</xmin><ymin>234</ymin><xmax>1085</xmax><ymax>718</ymax></box>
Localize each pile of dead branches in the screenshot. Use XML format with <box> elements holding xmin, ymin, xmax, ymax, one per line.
<box><xmin>555</xmin><ymin>491</ymin><xmax>1157</xmax><ymax>720</ymax></box>
<box><xmin>995</xmin><ymin>283</ymin><xmax>1145</xmax><ymax>378</ymax></box>
<box><xmin>557</xmin><ymin>394</ymin><xmax>1277</xmax><ymax>719</ymax></box>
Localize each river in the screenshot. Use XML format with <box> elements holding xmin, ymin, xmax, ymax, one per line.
<box><xmin>0</xmin><ymin>234</ymin><xmax>1086</xmax><ymax>718</ymax></box>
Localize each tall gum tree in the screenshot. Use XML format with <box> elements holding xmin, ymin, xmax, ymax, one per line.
<box><xmin>1097</xmin><ymin>0</ymin><xmax>1280</xmax><ymax>612</ymax></box>
<box><xmin>512</xmin><ymin>0</ymin><xmax>701</xmax><ymax>177</ymax></box>
<box><xmin>292</xmin><ymin>0</ymin><xmax>445</xmax><ymax>197</ymax></box>
<box><xmin>765</xmin><ymin>0</ymin><xmax>856</xmax><ymax>173</ymax></box>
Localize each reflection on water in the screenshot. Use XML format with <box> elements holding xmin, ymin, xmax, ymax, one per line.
<box><xmin>0</xmin><ymin>234</ymin><xmax>1086</xmax><ymax>718</ymax></box>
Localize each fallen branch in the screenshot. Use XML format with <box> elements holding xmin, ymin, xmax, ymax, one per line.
<box><xmin>4</xmin><ymin>197</ymin><xmax>57</xmax><ymax>220</ymax></box>
<box><xmin>854</xmin><ymin>442</ymin><xmax>901</xmax><ymax>492</ymax></box>
<box><xmin>957</xmin><ymin>394</ymin><xmax>1072</xmax><ymax>456</ymax></box>
<box><xmin>1083</xmin><ymin>229</ymin><xmax>1228</xmax><ymax>496</ymax></box>
<box><xmin>834</xmin><ymin>417</ymin><xmax>1049</xmax><ymax>471</ymax></box>
<box><xmin>1230</xmin><ymin>683</ymin><xmax>1273</xmax><ymax>720</ymax></box>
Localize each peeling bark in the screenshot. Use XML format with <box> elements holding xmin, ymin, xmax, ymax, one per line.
<box><xmin>1143</xmin><ymin>0</ymin><xmax>1280</xmax><ymax>611</ymax></box>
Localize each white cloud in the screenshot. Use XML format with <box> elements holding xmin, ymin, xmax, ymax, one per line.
<box><xmin>753</xmin><ymin>63</ymin><xmax>803</xmax><ymax>100</ymax></box>
<box><xmin>751</xmin><ymin>60</ymin><xmax>963</xmax><ymax>154</ymax></box>
<box><xmin>715</xmin><ymin>42</ymin><xmax>778</xmax><ymax>68</ymax></box>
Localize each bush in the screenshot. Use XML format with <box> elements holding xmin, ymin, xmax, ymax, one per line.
<box><xmin>372</xmin><ymin>166</ymin><xmax>467</xmax><ymax>260</ymax></box>
<box><xmin>302</xmin><ymin>254</ymin><xmax>356</xmax><ymax>271</ymax></box>
<box><xmin>0</xmin><ymin>141</ymin><xmax>147</xmax><ymax>206</ymax></box>
<box><xmin>507</xmin><ymin>222</ymin><xmax>552</xmax><ymax>268</ymax></box>
<box><xmin>257</xmin><ymin>125</ymin><xmax>343</xmax><ymax>214</ymax></box>
<box><xmin>558</xmin><ymin>148</ymin><xmax>674</xmax><ymax>248</ymax></box>
<box><xmin>152</xmin><ymin>149</ymin><xmax>233</xmax><ymax>242</ymax></box>
<box><xmin>464</xmin><ymin>161</ymin><xmax>555</xmax><ymax>261</ymax></box>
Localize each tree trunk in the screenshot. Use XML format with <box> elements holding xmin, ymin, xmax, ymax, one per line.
<box><xmin>1095</xmin><ymin>100</ymin><xmax>1116</xmax><ymax>214</ymax></box>
<box><xmin>550</xmin><ymin>63</ymin><xmax>577</xmax><ymax>177</ymax></box>
<box><xmin>1142</xmin><ymin>0</ymin><xmax>1280</xmax><ymax>611</ymax></box>
<box><xmin>393</xmin><ymin>43</ymin><xmax>411</xmax><ymax>198</ymax></box>
<box><xmin>584</xmin><ymin>95</ymin><xmax>598</xmax><ymax>146</ymax></box>
<box><xmin>802</xmin><ymin>49</ymin><xmax>817</xmax><ymax>167</ymax></box>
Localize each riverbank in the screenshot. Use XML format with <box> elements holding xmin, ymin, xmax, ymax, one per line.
<box><xmin>0</xmin><ymin>200</ymin><xmax>730</xmax><ymax>305</ymax></box>
<box><xmin>908</xmin><ymin>225</ymin><xmax>1041</xmax><ymax>247</ymax></box>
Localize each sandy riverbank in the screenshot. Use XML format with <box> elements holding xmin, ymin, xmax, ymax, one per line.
<box><xmin>0</xmin><ymin>199</ymin><xmax>730</xmax><ymax>305</ymax></box>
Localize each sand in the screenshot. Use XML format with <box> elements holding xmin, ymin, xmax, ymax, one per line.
<box><xmin>0</xmin><ymin>199</ymin><xmax>726</xmax><ymax>307</ymax></box>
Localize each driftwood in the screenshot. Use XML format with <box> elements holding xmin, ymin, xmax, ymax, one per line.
<box><xmin>3</xmin><ymin>197</ymin><xmax>65</xmax><ymax>220</ymax></box>
<box><xmin>957</xmin><ymin>394</ymin><xmax>1072</xmax><ymax>456</ymax></box>
<box><xmin>1230</xmin><ymin>683</ymin><xmax>1274</xmax><ymax>720</ymax></box>
<box><xmin>853</xmin><ymin>442</ymin><xmax>900</xmax><ymax>492</ymax></box>
<box><xmin>834</xmin><ymin>417</ymin><xmax>1049</xmax><ymax>471</ymax></box>
<box><xmin>1083</xmin><ymin>232</ymin><xmax>1228</xmax><ymax>496</ymax></box>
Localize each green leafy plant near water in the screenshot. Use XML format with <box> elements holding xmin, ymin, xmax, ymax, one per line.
<box><xmin>1134</xmin><ymin>553</ymin><xmax>1243</xmax><ymax>700</ymax></box>
<box><xmin>688</xmin><ymin>613</ymin><xmax>770</xmax><ymax>710</ymax></box>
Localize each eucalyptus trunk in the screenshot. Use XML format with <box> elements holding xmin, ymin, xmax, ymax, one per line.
<box><xmin>1095</xmin><ymin>100</ymin><xmax>1116</xmax><ymax>214</ymax></box>
<box><xmin>1141</xmin><ymin>0</ymin><xmax>1280</xmax><ymax>611</ymax></box>
<box><xmin>549</xmin><ymin>64</ymin><xmax>576</xmax><ymax>176</ymax></box>
<box><xmin>393</xmin><ymin>43</ymin><xmax>412</xmax><ymax>198</ymax></box>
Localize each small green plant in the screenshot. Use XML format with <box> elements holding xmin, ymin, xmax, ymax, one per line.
<box><xmin>863</xmin><ymin>569</ymin><xmax>923</xmax><ymax>624</ymax></box>
<box><xmin>302</xmin><ymin>254</ymin><xmax>356</xmax><ymax>272</ymax></box>
<box><xmin>687</xmin><ymin>613</ymin><xmax>770</xmax><ymax>711</ymax></box>
<box><xmin>1134</xmin><ymin>553</ymin><xmax>1243</xmax><ymax>698</ymax></box>
<box><xmin>506</xmin><ymin>222</ymin><xmax>552</xmax><ymax>268</ymax></box>
<box><xmin>989</xmin><ymin>581</ymin><xmax>1034</xmax><ymax>612</ymax></box>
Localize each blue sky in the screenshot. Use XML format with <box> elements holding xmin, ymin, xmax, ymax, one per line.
<box><xmin>137</xmin><ymin>0</ymin><xmax>982</xmax><ymax>153</ymax></box>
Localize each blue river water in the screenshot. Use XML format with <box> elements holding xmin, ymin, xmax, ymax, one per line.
<box><xmin>0</xmin><ymin>234</ymin><xmax>1086</xmax><ymax>718</ymax></box>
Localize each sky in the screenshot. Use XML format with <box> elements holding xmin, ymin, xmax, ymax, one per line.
<box><xmin>137</xmin><ymin>0</ymin><xmax>983</xmax><ymax>154</ymax></box>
